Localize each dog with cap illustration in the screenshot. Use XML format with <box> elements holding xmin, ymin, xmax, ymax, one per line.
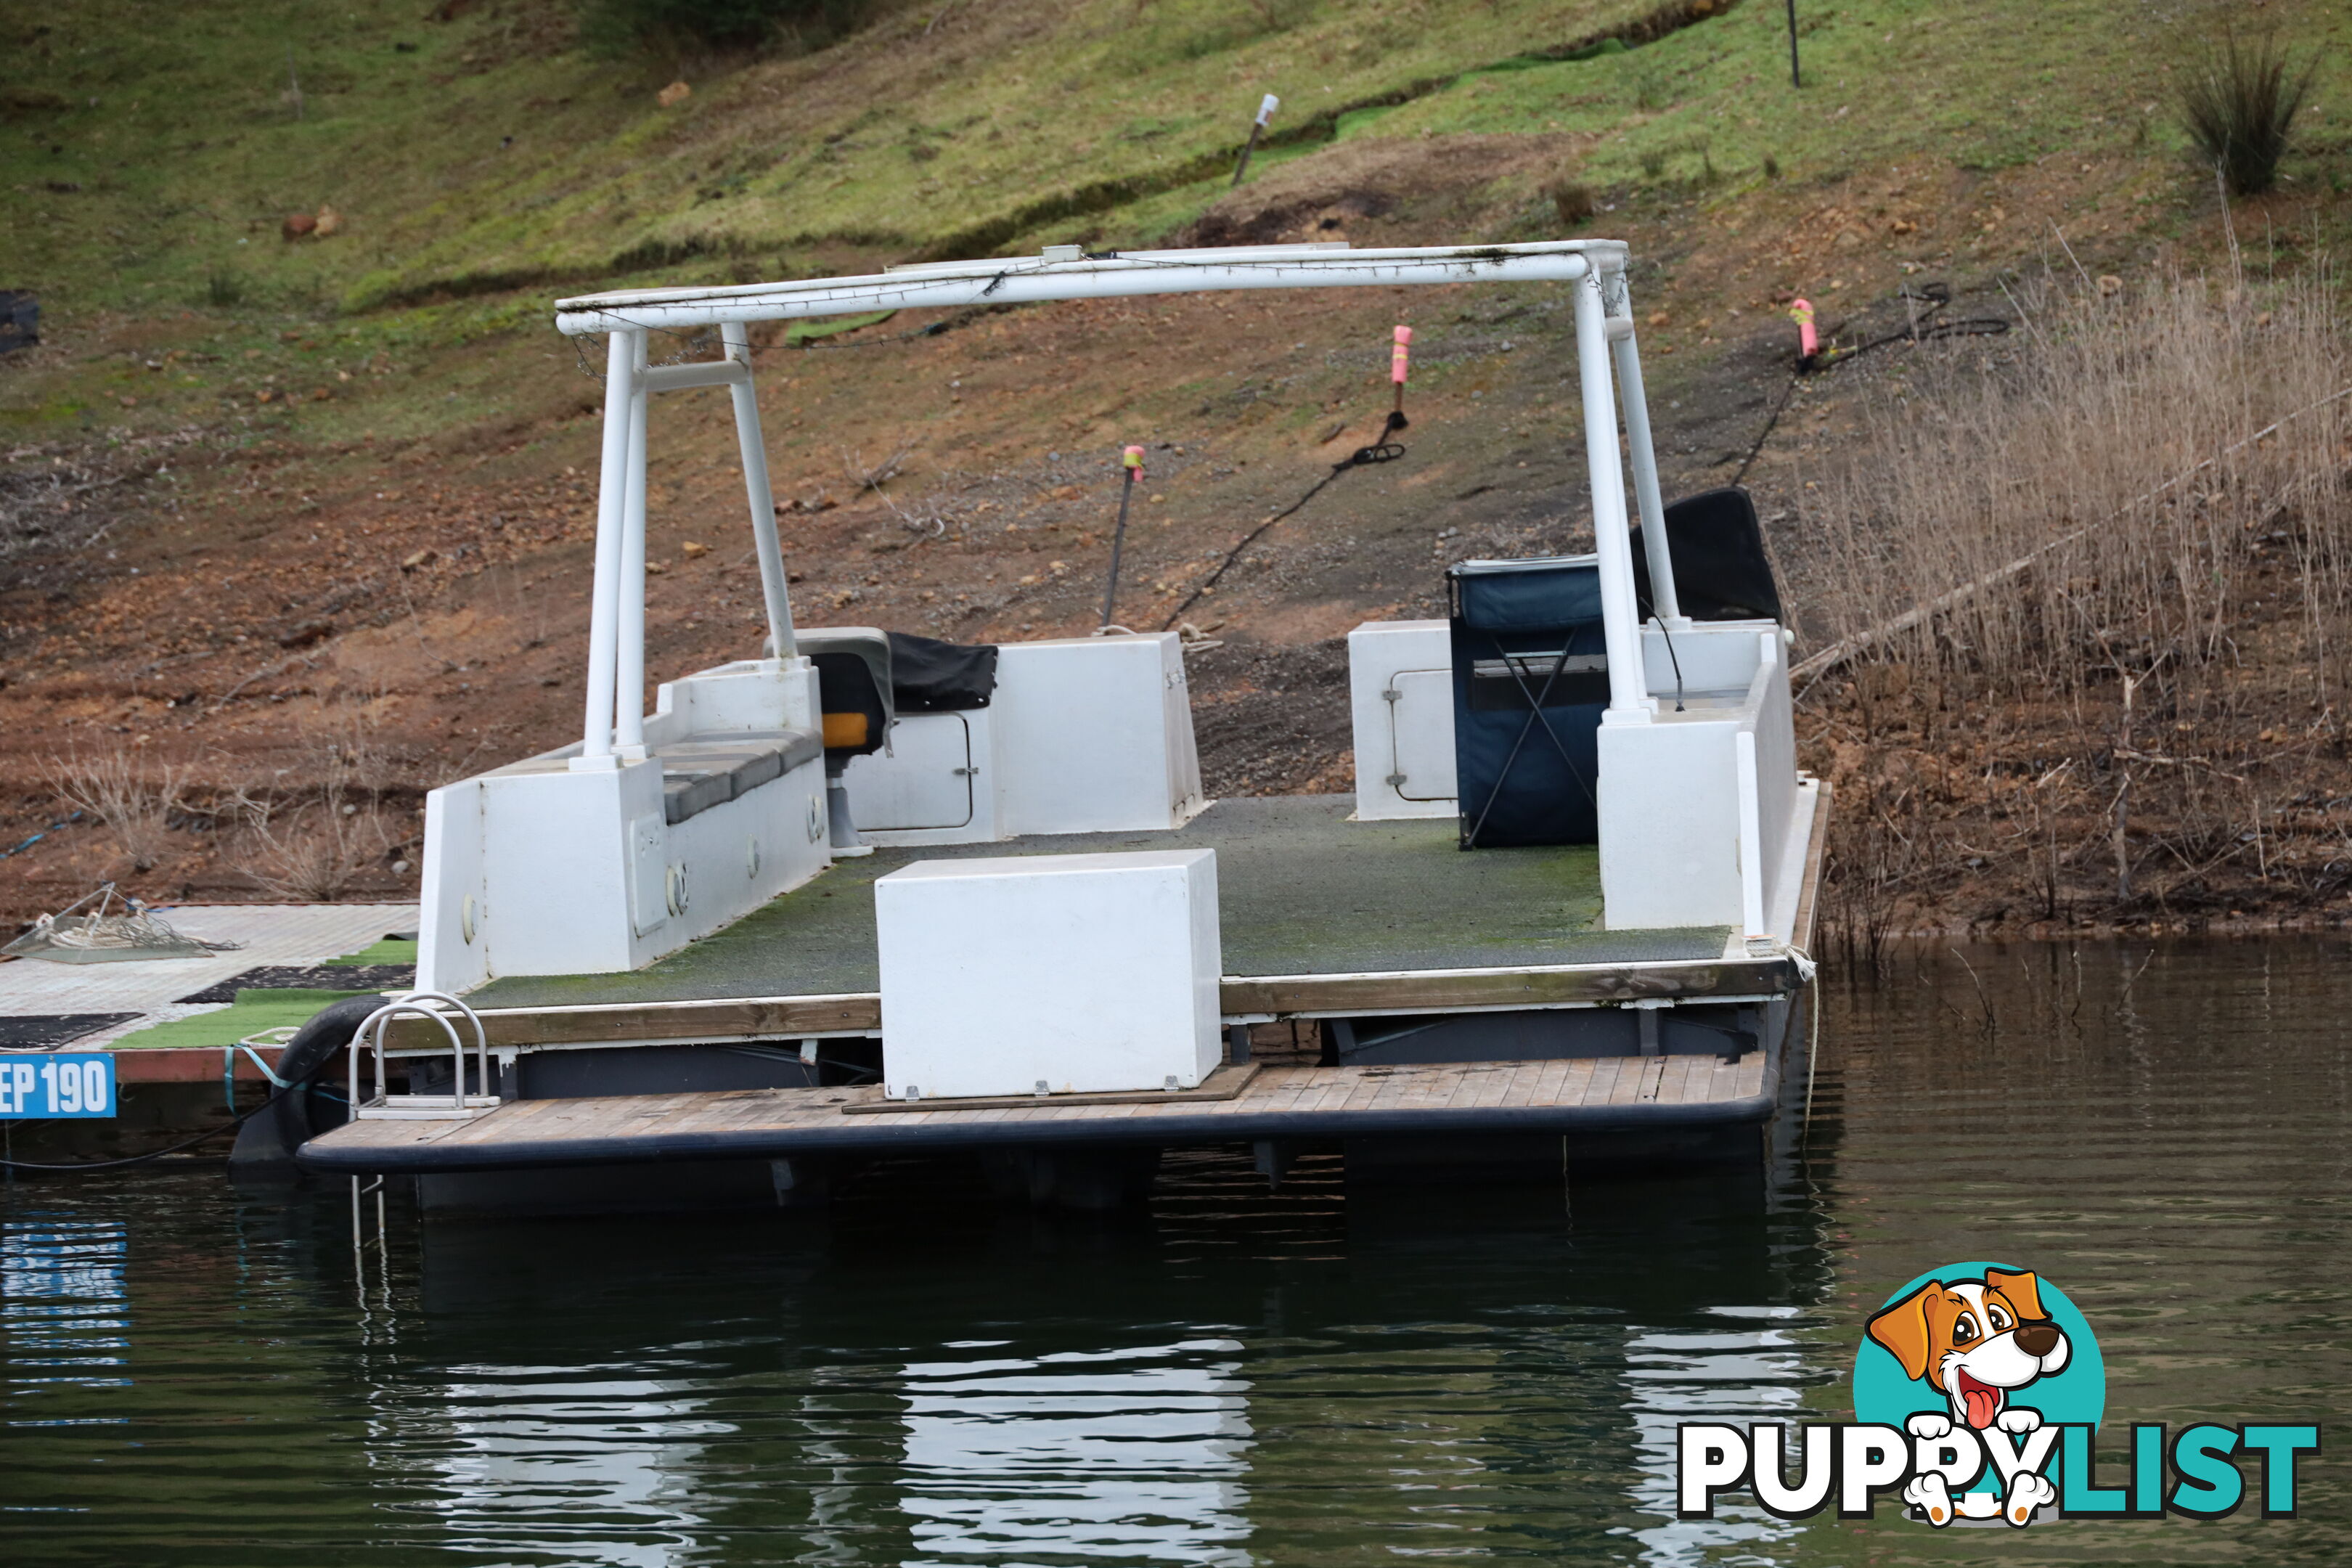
<box><xmin>1866</xmin><ymin>1267</ymin><xmax>2070</xmax><ymax>1527</ymax></box>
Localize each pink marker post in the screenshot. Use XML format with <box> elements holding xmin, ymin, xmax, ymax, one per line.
<box><xmin>1391</xmin><ymin>324</ymin><xmax>1413</xmax><ymax>416</ymax></box>
<box><xmin>1790</xmin><ymin>298</ymin><xmax>1818</xmax><ymax>367</ymax></box>
<box><xmin>1101</xmin><ymin>444</ymin><xmax>1146</xmax><ymax>631</ymax></box>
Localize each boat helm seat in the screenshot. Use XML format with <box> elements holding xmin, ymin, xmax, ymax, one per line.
<box><xmin>796</xmin><ymin>626</ymin><xmax>893</xmax><ymax>855</ymax></box>
<box><xmin>795</xmin><ymin>627</ymin><xmax>894</xmax><ymax>764</ymax></box>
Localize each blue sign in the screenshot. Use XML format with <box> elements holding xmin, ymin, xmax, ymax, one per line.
<box><xmin>0</xmin><ymin>1053</ymin><xmax>117</xmax><ymax>1119</ymax></box>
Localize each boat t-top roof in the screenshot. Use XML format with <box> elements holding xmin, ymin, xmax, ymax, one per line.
<box><xmin>553</xmin><ymin>239</ymin><xmax>1630</xmax><ymax>335</ymax></box>
<box><xmin>557</xmin><ymin>235</ymin><xmax>1679</xmax><ymax>767</ymax></box>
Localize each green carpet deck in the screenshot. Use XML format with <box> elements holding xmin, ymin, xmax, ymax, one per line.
<box><xmin>470</xmin><ymin>796</ymin><xmax>1728</xmax><ymax>1010</ymax></box>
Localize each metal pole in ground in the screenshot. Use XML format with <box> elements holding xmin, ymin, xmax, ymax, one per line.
<box><xmin>1101</xmin><ymin>446</ymin><xmax>1144</xmax><ymax>631</ymax></box>
<box><xmin>1787</xmin><ymin>0</ymin><xmax>1802</xmax><ymax>88</ymax></box>
<box><xmin>1232</xmin><ymin>94</ymin><xmax>1279</xmax><ymax>187</ymax></box>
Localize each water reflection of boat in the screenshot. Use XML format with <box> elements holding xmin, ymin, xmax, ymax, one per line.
<box><xmin>363</xmin><ymin>1145</ymin><xmax>1834</xmax><ymax>1560</ymax></box>
<box><xmin>1621</xmin><ymin>1310</ymin><xmax>1811</xmax><ymax>1567</ymax></box>
<box><xmin>400</xmin><ymin>1367</ymin><xmax>725</xmax><ymax>1568</ymax></box>
<box><xmin>901</xmin><ymin>1341</ymin><xmax>1251</xmax><ymax>1566</ymax></box>
<box><xmin>293</xmin><ymin>241</ymin><xmax>1824</xmax><ymax>1216</ymax></box>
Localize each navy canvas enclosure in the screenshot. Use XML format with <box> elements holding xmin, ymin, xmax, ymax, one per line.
<box><xmin>1449</xmin><ymin>556</ymin><xmax>1608</xmax><ymax>849</ymax></box>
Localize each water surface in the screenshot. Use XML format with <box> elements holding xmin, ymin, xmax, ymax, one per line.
<box><xmin>4</xmin><ymin>939</ymin><xmax>2345</xmax><ymax>1564</ymax></box>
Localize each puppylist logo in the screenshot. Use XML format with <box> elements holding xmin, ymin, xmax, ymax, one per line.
<box><xmin>1678</xmin><ymin>1262</ymin><xmax>2320</xmax><ymax>1527</ymax></box>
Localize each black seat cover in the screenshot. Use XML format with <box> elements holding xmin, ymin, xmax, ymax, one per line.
<box><xmin>885</xmin><ymin>631</ymin><xmax>998</xmax><ymax>713</ymax></box>
<box><xmin>1630</xmin><ymin>486</ymin><xmax>1783</xmax><ymax>623</ymax></box>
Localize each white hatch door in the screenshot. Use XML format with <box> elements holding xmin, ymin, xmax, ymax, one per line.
<box><xmin>843</xmin><ymin>713</ymin><xmax>976</xmax><ymax>830</ymax></box>
<box><xmin>1388</xmin><ymin>668</ymin><xmax>1457</xmax><ymax>802</ymax></box>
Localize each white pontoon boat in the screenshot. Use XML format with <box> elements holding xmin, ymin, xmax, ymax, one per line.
<box><xmin>293</xmin><ymin>240</ymin><xmax>1825</xmax><ymax>1213</ymax></box>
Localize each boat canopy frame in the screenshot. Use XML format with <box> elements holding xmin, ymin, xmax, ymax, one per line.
<box><xmin>550</xmin><ymin>240</ymin><xmax>1685</xmax><ymax>768</ymax></box>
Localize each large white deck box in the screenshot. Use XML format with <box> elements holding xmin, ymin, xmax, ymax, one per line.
<box><xmin>875</xmin><ymin>849</ymin><xmax>1222</xmax><ymax>1101</ymax></box>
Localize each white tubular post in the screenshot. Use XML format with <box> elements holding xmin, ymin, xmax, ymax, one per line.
<box><xmin>721</xmin><ymin>322</ymin><xmax>796</xmax><ymax>660</ymax></box>
<box><xmin>615</xmin><ymin>335</ymin><xmax>651</xmax><ymax>756</ymax></box>
<box><xmin>1571</xmin><ymin>266</ymin><xmax>1651</xmax><ymax>721</ymax></box>
<box><xmin>1609</xmin><ymin>279</ymin><xmax>1683</xmax><ymax>626</ymax></box>
<box><xmin>579</xmin><ymin>332</ymin><xmax>636</xmax><ymax>761</ymax></box>
<box><xmin>1735</xmin><ymin>728</ymin><xmax>1768</xmax><ymax>942</ymax></box>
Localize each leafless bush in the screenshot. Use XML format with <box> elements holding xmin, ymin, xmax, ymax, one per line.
<box><xmin>41</xmin><ymin>746</ymin><xmax>186</xmax><ymax>873</ymax></box>
<box><xmin>1795</xmin><ymin>268</ymin><xmax>2352</xmax><ymax>705</ymax></box>
<box><xmin>229</xmin><ymin>722</ymin><xmax>391</xmax><ymax>902</ymax></box>
<box><xmin>1</xmin><ymin>447</ymin><xmax>131</xmax><ymax>565</ymax></box>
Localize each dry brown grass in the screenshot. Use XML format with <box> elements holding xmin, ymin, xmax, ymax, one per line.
<box><xmin>1796</xmin><ymin>269</ymin><xmax>2351</xmax><ymax>699</ymax></box>
<box><xmin>1791</xmin><ymin>266</ymin><xmax>2352</xmax><ymax>952</ymax></box>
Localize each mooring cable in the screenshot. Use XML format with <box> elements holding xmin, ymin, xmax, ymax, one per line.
<box><xmin>1161</xmin><ymin>408</ymin><xmax>1410</xmax><ymax>629</ymax></box>
<box><xmin>0</xmin><ymin>1070</ymin><xmax>324</xmax><ymax>1172</ymax></box>
<box><xmin>1</xmin><ymin>995</ymin><xmax>383</xmax><ymax>1174</ymax></box>
<box><xmin>1734</xmin><ymin>283</ymin><xmax>2010</xmax><ymax>489</ymax></box>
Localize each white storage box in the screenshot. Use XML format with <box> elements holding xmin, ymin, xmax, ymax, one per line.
<box><xmin>1347</xmin><ymin>619</ymin><xmax>1458</xmax><ymax>820</ymax></box>
<box><xmin>875</xmin><ymin>849</ymin><xmax>1222</xmax><ymax>1100</ymax></box>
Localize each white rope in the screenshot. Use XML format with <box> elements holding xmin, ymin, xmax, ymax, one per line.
<box><xmin>0</xmin><ymin>883</ymin><xmax>240</xmax><ymax>960</ymax></box>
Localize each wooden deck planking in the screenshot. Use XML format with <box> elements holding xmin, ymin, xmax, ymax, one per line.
<box><xmin>1529</xmin><ymin>1058</ymin><xmax>1572</xmax><ymax>1106</ymax></box>
<box><xmin>1587</xmin><ymin>1058</ymin><xmax>1625</xmax><ymax>1104</ymax></box>
<box><xmin>304</xmin><ymin>1051</ymin><xmax>1779</xmax><ymax>1174</ymax></box>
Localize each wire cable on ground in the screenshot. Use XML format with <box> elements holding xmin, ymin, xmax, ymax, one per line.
<box><xmin>1734</xmin><ymin>283</ymin><xmax>2010</xmax><ymax>489</ymax></box>
<box><xmin>1162</xmin><ymin>409</ymin><xmax>1408</xmax><ymax>629</ymax></box>
<box><xmin>0</xmin><ymin>810</ymin><xmax>83</xmax><ymax>862</ymax></box>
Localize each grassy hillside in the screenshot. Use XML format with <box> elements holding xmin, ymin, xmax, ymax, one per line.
<box><xmin>12</xmin><ymin>0</ymin><xmax>2346</xmax><ymax>322</ymax></box>
<box><xmin>9</xmin><ymin>0</ymin><xmax>1661</xmax><ymax>314</ymax></box>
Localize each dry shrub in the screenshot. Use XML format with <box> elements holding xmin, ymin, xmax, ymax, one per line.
<box><xmin>41</xmin><ymin>746</ymin><xmax>186</xmax><ymax>873</ymax></box>
<box><xmin>1797</xmin><ymin>269</ymin><xmax>2352</xmax><ymax>705</ymax></box>
<box><xmin>231</xmin><ymin>724</ymin><xmax>393</xmax><ymax>902</ymax></box>
<box><xmin>1544</xmin><ymin>178</ymin><xmax>1597</xmax><ymax>229</ymax></box>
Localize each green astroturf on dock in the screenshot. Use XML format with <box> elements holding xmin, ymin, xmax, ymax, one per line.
<box><xmin>470</xmin><ymin>796</ymin><xmax>1728</xmax><ymax>1010</ymax></box>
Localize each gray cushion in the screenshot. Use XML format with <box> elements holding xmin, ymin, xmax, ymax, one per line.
<box><xmin>663</xmin><ymin>769</ymin><xmax>734</xmax><ymax>825</ymax></box>
<box><xmin>656</xmin><ymin>726</ymin><xmax>825</xmax><ymax>825</ymax></box>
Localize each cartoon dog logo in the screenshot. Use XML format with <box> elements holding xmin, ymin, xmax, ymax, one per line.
<box><xmin>1866</xmin><ymin>1267</ymin><xmax>2071</xmax><ymax>1526</ymax></box>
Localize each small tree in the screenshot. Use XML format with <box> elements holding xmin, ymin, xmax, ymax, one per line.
<box><xmin>2178</xmin><ymin>30</ymin><xmax>2320</xmax><ymax>198</ymax></box>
